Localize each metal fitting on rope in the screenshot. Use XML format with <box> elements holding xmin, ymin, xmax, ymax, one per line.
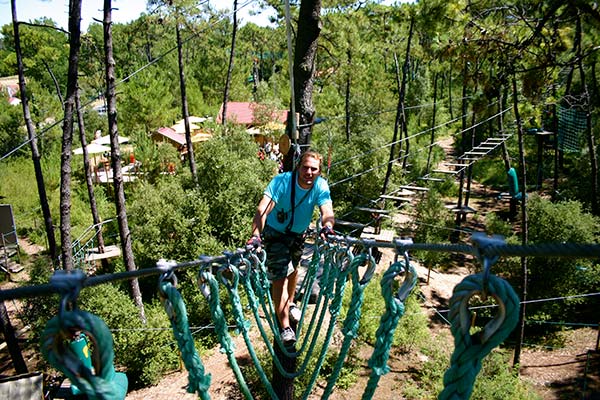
<box><xmin>470</xmin><ymin>232</ymin><xmax>505</xmax><ymax>293</ymax></box>
<box><xmin>396</xmin><ymin>247</ymin><xmax>416</xmax><ymax>302</ymax></box>
<box><xmin>51</xmin><ymin>269</ymin><xmax>87</xmax><ymax>319</ymax></box>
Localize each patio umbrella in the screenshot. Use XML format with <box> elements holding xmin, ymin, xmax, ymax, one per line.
<box><xmin>91</xmin><ymin>135</ymin><xmax>129</xmax><ymax>145</ymax></box>
<box><xmin>73</xmin><ymin>143</ymin><xmax>111</xmax><ymax>155</ymax></box>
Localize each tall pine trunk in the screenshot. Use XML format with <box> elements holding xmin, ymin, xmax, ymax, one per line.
<box><xmin>59</xmin><ymin>0</ymin><xmax>83</xmax><ymax>271</ymax></box>
<box><xmin>283</xmin><ymin>0</ymin><xmax>322</xmax><ymax>171</ymax></box>
<box><xmin>11</xmin><ymin>0</ymin><xmax>57</xmax><ymax>264</ymax></box>
<box><xmin>103</xmin><ymin>0</ymin><xmax>146</xmax><ymax>323</ymax></box>
<box><xmin>221</xmin><ymin>0</ymin><xmax>238</xmax><ymax>128</ymax></box>
<box><xmin>512</xmin><ymin>74</ymin><xmax>529</xmax><ymax>367</ymax></box>
<box><xmin>176</xmin><ymin>22</ymin><xmax>198</xmax><ymax>185</ymax></box>
<box><xmin>75</xmin><ymin>88</ymin><xmax>106</xmax><ymax>258</ymax></box>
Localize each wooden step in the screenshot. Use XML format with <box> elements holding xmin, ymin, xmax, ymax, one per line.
<box><xmin>380</xmin><ymin>195</ymin><xmax>412</xmax><ymax>202</ymax></box>
<box><xmin>399</xmin><ymin>185</ymin><xmax>429</xmax><ymax>192</ymax></box>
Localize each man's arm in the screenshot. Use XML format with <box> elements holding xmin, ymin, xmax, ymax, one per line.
<box><xmin>319</xmin><ymin>202</ymin><xmax>335</xmax><ymax>230</ymax></box>
<box><xmin>251</xmin><ymin>195</ymin><xmax>275</xmax><ymax>237</ymax></box>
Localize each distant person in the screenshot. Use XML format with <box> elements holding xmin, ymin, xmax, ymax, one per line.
<box><xmin>248</xmin><ymin>150</ymin><xmax>335</xmax><ymax>346</ymax></box>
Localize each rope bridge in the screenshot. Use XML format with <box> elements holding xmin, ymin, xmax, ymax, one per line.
<box><xmin>1</xmin><ymin>234</ymin><xmax>599</xmax><ymax>399</ymax></box>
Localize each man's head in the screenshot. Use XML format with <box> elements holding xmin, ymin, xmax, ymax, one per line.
<box><xmin>297</xmin><ymin>150</ymin><xmax>323</xmax><ymax>189</ymax></box>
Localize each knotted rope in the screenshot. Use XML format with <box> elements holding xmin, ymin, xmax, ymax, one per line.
<box><xmin>362</xmin><ymin>255</ymin><xmax>417</xmax><ymax>400</ymax></box>
<box><xmin>158</xmin><ymin>269</ymin><xmax>211</xmax><ymax>399</ymax></box>
<box><xmin>438</xmin><ymin>273</ymin><xmax>519</xmax><ymax>400</ymax></box>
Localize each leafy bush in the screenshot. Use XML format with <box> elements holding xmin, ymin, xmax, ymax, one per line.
<box><xmin>350</xmin><ymin>272</ymin><xmax>429</xmax><ymax>352</ymax></box>
<box><xmin>412</xmin><ymin>190</ymin><xmax>455</xmax><ymax>270</ymax></box>
<box><xmin>79</xmin><ymin>285</ymin><xmax>181</xmax><ymax>388</ymax></box>
<box><xmin>522</xmin><ymin>195</ymin><xmax>600</xmax><ymax>324</ymax></box>
<box><xmin>403</xmin><ymin>336</ymin><xmax>539</xmax><ymax>399</ymax></box>
<box><xmin>194</xmin><ymin>129</ymin><xmax>275</xmax><ymax>245</ymax></box>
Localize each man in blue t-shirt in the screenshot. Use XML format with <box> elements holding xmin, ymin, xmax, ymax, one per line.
<box><xmin>249</xmin><ymin>150</ymin><xmax>335</xmax><ymax>346</ymax></box>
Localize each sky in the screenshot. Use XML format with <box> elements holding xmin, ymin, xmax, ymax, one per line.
<box><xmin>0</xmin><ymin>0</ymin><xmax>275</xmax><ymax>31</ymax></box>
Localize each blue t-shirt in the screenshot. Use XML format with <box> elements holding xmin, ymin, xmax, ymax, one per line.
<box><xmin>265</xmin><ymin>171</ymin><xmax>332</xmax><ymax>234</ymax></box>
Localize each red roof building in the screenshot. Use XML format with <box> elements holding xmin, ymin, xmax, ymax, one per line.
<box><xmin>216</xmin><ymin>102</ymin><xmax>288</xmax><ymax>126</ymax></box>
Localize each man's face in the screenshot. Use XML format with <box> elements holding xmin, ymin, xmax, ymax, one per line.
<box><xmin>297</xmin><ymin>156</ymin><xmax>321</xmax><ymax>189</ymax></box>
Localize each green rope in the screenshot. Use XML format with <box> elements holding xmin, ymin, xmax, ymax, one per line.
<box><xmin>198</xmin><ymin>268</ymin><xmax>253</xmax><ymax>400</ymax></box>
<box><xmin>320</xmin><ymin>252</ymin><xmax>376</xmax><ymax>399</ymax></box>
<box><xmin>362</xmin><ymin>258</ymin><xmax>417</xmax><ymax>400</ymax></box>
<box><xmin>438</xmin><ymin>273</ymin><xmax>519</xmax><ymax>400</ymax></box>
<box><xmin>218</xmin><ymin>258</ymin><xmax>280</xmax><ymax>399</ymax></box>
<box><xmin>159</xmin><ymin>280</ymin><xmax>211</xmax><ymax>399</ymax></box>
<box><xmin>41</xmin><ymin>310</ymin><xmax>127</xmax><ymax>400</ymax></box>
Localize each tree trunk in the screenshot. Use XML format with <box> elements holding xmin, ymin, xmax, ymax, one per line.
<box><xmin>512</xmin><ymin>74</ymin><xmax>528</xmax><ymax>368</ymax></box>
<box><xmin>11</xmin><ymin>0</ymin><xmax>58</xmax><ymax>265</ymax></box>
<box><xmin>576</xmin><ymin>15</ymin><xmax>599</xmax><ymax>214</ymax></box>
<box><xmin>399</xmin><ymin>18</ymin><xmax>414</xmax><ymax>171</ymax></box>
<box><xmin>221</xmin><ymin>0</ymin><xmax>238</xmax><ymax>128</ymax></box>
<box><xmin>176</xmin><ymin>23</ymin><xmax>198</xmax><ymax>186</ymax></box>
<box><xmin>103</xmin><ymin>0</ymin><xmax>146</xmax><ymax>323</ymax></box>
<box><xmin>425</xmin><ymin>71</ymin><xmax>438</xmax><ymax>173</ymax></box>
<box><xmin>75</xmin><ymin>89</ymin><xmax>106</xmax><ymax>259</ymax></box>
<box><xmin>345</xmin><ymin>49</ymin><xmax>351</xmax><ymax>142</ymax></box>
<box><xmin>288</xmin><ymin>0</ymin><xmax>322</xmax><ymax>163</ymax></box>
<box><xmin>381</xmin><ymin>52</ymin><xmax>402</xmax><ymax>197</ymax></box>
<box><xmin>42</xmin><ymin>59</ymin><xmax>64</xmax><ymax>110</ymax></box>
<box><xmin>0</xmin><ymin>301</ymin><xmax>27</xmax><ymax>374</ymax></box>
<box><xmin>59</xmin><ymin>0</ymin><xmax>83</xmax><ymax>271</ymax></box>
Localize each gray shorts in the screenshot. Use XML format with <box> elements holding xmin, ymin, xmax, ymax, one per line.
<box><xmin>262</xmin><ymin>225</ymin><xmax>305</xmax><ymax>281</ymax></box>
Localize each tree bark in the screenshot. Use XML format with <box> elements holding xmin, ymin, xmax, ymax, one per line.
<box><xmin>345</xmin><ymin>49</ymin><xmax>351</xmax><ymax>142</ymax></box>
<box><xmin>11</xmin><ymin>0</ymin><xmax>58</xmax><ymax>265</ymax></box>
<box><xmin>575</xmin><ymin>14</ymin><xmax>599</xmax><ymax>214</ymax></box>
<box><xmin>0</xmin><ymin>301</ymin><xmax>27</xmax><ymax>374</ymax></box>
<box><xmin>75</xmin><ymin>89</ymin><xmax>106</xmax><ymax>259</ymax></box>
<box><xmin>103</xmin><ymin>0</ymin><xmax>146</xmax><ymax>323</ymax></box>
<box><xmin>176</xmin><ymin>22</ymin><xmax>198</xmax><ymax>185</ymax></box>
<box><xmin>512</xmin><ymin>74</ymin><xmax>528</xmax><ymax>368</ymax></box>
<box><xmin>59</xmin><ymin>0</ymin><xmax>83</xmax><ymax>271</ymax></box>
<box><xmin>221</xmin><ymin>0</ymin><xmax>238</xmax><ymax>128</ymax></box>
<box><xmin>287</xmin><ymin>0</ymin><xmax>322</xmax><ymax>166</ymax></box>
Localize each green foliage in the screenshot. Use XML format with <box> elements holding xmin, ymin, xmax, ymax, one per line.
<box><xmin>79</xmin><ymin>285</ymin><xmax>181</xmax><ymax>388</ymax></box>
<box><xmin>194</xmin><ymin>130</ymin><xmax>275</xmax><ymax>245</ymax></box>
<box><xmin>412</xmin><ymin>191</ymin><xmax>455</xmax><ymax>269</ymax></box>
<box><xmin>127</xmin><ymin>177</ymin><xmax>222</xmax><ymax>269</ymax></box>
<box><xmin>523</xmin><ymin>195</ymin><xmax>600</xmax><ymax>324</ymax></box>
<box><xmin>349</xmin><ymin>273</ymin><xmax>429</xmax><ymax>352</ymax></box>
<box><xmin>403</xmin><ymin>337</ymin><xmax>539</xmax><ymax>400</ymax></box>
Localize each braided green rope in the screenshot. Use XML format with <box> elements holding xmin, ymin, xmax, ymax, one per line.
<box><xmin>41</xmin><ymin>310</ymin><xmax>127</xmax><ymax>400</ymax></box>
<box><xmin>362</xmin><ymin>259</ymin><xmax>417</xmax><ymax>400</ymax></box>
<box><xmin>320</xmin><ymin>252</ymin><xmax>375</xmax><ymax>399</ymax></box>
<box><xmin>218</xmin><ymin>260</ymin><xmax>280</xmax><ymax>399</ymax></box>
<box><xmin>159</xmin><ymin>280</ymin><xmax>211</xmax><ymax>399</ymax></box>
<box><xmin>438</xmin><ymin>273</ymin><xmax>519</xmax><ymax>400</ymax></box>
<box><xmin>198</xmin><ymin>269</ymin><xmax>253</xmax><ymax>400</ymax></box>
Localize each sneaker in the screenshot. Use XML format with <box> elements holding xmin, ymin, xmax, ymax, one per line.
<box><xmin>281</xmin><ymin>327</ymin><xmax>296</xmax><ymax>346</ymax></box>
<box><xmin>289</xmin><ymin>303</ymin><xmax>301</xmax><ymax>324</ymax></box>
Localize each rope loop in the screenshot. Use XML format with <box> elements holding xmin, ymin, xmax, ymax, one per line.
<box><xmin>41</xmin><ymin>309</ymin><xmax>127</xmax><ymax>399</ymax></box>
<box><xmin>439</xmin><ymin>273</ymin><xmax>520</xmax><ymax>400</ymax></box>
